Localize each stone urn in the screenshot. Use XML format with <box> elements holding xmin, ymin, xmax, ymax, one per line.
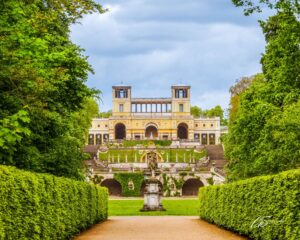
<box><xmin>140</xmin><ymin>177</ymin><xmax>165</xmax><ymax>212</ymax></box>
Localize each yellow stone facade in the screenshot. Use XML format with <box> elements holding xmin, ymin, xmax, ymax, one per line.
<box><xmin>88</xmin><ymin>85</ymin><xmax>221</xmax><ymax>145</ymax></box>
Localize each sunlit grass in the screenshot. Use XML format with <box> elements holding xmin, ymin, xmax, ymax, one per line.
<box><xmin>108</xmin><ymin>199</ymin><xmax>199</xmax><ymax>216</ymax></box>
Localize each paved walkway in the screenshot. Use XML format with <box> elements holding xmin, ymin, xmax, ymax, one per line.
<box><xmin>74</xmin><ymin>216</ymin><xmax>248</xmax><ymax>240</ymax></box>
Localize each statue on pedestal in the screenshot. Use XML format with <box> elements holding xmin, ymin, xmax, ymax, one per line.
<box><xmin>140</xmin><ymin>151</ymin><xmax>165</xmax><ymax>212</ymax></box>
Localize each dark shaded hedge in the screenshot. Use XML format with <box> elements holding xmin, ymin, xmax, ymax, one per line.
<box><xmin>0</xmin><ymin>165</ymin><xmax>108</xmax><ymax>240</ymax></box>
<box><xmin>114</xmin><ymin>172</ymin><xmax>144</xmax><ymax>196</ymax></box>
<box><xmin>199</xmin><ymin>169</ymin><xmax>300</xmax><ymax>240</ymax></box>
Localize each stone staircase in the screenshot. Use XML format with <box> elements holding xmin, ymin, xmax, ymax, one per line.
<box><xmin>205</xmin><ymin>145</ymin><xmax>228</xmax><ymax>170</ymax></box>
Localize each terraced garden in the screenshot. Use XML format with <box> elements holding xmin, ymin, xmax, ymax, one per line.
<box><xmin>98</xmin><ymin>148</ymin><xmax>207</xmax><ymax>163</ymax></box>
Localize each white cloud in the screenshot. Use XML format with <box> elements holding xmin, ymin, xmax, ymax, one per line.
<box><xmin>71</xmin><ymin>0</ymin><xmax>270</xmax><ymax>111</ymax></box>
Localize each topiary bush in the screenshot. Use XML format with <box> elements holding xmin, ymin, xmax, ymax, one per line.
<box><xmin>199</xmin><ymin>169</ymin><xmax>300</xmax><ymax>240</ymax></box>
<box><xmin>114</xmin><ymin>172</ymin><xmax>144</xmax><ymax>196</ymax></box>
<box><xmin>0</xmin><ymin>165</ymin><xmax>108</xmax><ymax>240</ymax></box>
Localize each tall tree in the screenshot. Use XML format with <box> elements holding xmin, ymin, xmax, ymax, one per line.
<box><xmin>0</xmin><ymin>1</ymin><xmax>104</xmax><ymax>179</ymax></box>
<box><xmin>225</xmin><ymin>8</ymin><xmax>300</xmax><ymax>180</ymax></box>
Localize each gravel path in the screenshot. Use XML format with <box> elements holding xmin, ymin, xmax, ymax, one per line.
<box><xmin>74</xmin><ymin>216</ymin><xmax>248</xmax><ymax>240</ymax></box>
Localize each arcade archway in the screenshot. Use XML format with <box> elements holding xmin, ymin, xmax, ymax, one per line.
<box><xmin>177</xmin><ymin>123</ymin><xmax>188</xmax><ymax>139</ymax></box>
<box><xmin>115</xmin><ymin>123</ymin><xmax>126</xmax><ymax>140</ymax></box>
<box><xmin>182</xmin><ymin>178</ymin><xmax>203</xmax><ymax>196</ymax></box>
<box><xmin>145</xmin><ymin>126</ymin><xmax>158</xmax><ymax>139</ymax></box>
<box><xmin>100</xmin><ymin>179</ymin><xmax>122</xmax><ymax>196</ymax></box>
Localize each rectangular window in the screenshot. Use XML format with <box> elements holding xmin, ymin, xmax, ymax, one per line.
<box><xmin>152</xmin><ymin>104</ymin><xmax>156</xmax><ymax>112</ymax></box>
<box><xmin>103</xmin><ymin>134</ymin><xmax>109</xmax><ymax>142</ymax></box>
<box><xmin>131</xmin><ymin>104</ymin><xmax>136</xmax><ymax>112</ymax></box>
<box><xmin>119</xmin><ymin>104</ymin><xmax>124</xmax><ymax>112</ymax></box>
<box><xmin>96</xmin><ymin>134</ymin><xmax>101</xmax><ymax>145</ymax></box>
<box><xmin>167</xmin><ymin>103</ymin><xmax>171</xmax><ymax>112</ymax></box>
<box><xmin>88</xmin><ymin>134</ymin><xmax>94</xmax><ymax>145</ymax></box>
<box><xmin>201</xmin><ymin>134</ymin><xmax>207</xmax><ymax>144</ymax></box>
<box><xmin>137</xmin><ymin>104</ymin><xmax>141</xmax><ymax>112</ymax></box>
<box><xmin>179</xmin><ymin>104</ymin><xmax>184</xmax><ymax>112</ymax></box>
<box><xmin>142</xmin><ymin>104</ymin><xmax>146</xmax><ymax>112</ymax></box>
<box><xmin>162</xmin><ymin>104</ymin><xmax>167</xmax><ymax>112</ymax></box>
<box><xmin>147</xmin><ymin>104</ymin><xmax>151</xmax><ymax>113</ymax></box>
<box><xmin>175</xmin><ymin>89</ymin><xmax>187</xmax><ymax>98</ymax></box>
<box><xmin>134</xmin><ymin>135</ymin><xmax>141</xmax><ymax>140</ymax></box>
<box><xmin>116</xmin><ymin>89</ymin><xmax>128</xmax><ymax>98</ymax></box>
<box><xmin>179</xmin><ymin>90</ymin><xmax>184</xmax><ymax>98</ymax></box>
<box><xmin>157</xmin><ymin>104</ymin><xmax>161</xmax><ymax>112</ymax></box>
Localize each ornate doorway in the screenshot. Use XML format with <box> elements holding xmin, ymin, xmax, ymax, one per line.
<box><xmin>115</xmin><ymin>123</ymin><xmax>126</xmax><ymax>140</ymax></box>
<box><xmin>177</xmin><ymin>123</ymin><xmax>188</xmax><ymax>139</ymax></box>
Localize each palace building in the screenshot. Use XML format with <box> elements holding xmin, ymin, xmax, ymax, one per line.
<box><xmin>88</xmin><ymin>84</ymin><xmax>222</xmax><ymax>145</ymax></box>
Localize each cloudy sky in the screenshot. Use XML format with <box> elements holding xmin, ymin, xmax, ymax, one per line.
<box><xmin>71</xmin><ymin>0</ymin><xmax>270</xmax><ymax>112</ymax></box>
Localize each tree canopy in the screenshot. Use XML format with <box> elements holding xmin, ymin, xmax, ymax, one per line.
<box><xmin>190</xmin><ymin>105</ymin><xmax>227</xmax><ymax>125</ymax></box>
<box><xmin>0</xmin><ymin>0</ymin><xmax>104</xmax><ymax>179</ymax></box>
<box><xmin>232</xmin><ymin>0</ymin><xmax>300</xmax><ymax>15</ymax></box>
<box><xmin>225</xmin><ymin>9</ymin><xmax>300</xmax><ymax>181</ymax></box>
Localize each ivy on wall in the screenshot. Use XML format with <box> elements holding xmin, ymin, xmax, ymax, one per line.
<box><xmin>114</xmin><ymin>172</ymin><xmax>145</xmax><ymax>197</ymax></box>
<box><xmin>162</xmin><ymin>173</ymin><xmax>185</xmax><ymax>197</ymax></box>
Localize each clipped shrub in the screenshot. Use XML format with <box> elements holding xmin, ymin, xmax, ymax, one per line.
<box><xmin>199</xmin><ymin>169</ymin><xmax>300</xmax><ymax>240</ymax></box>
<box><xmin>0</xmin><ymin>165</ymin><xmax>108</xmax><ymax>240</ymax></box>
<box><xmin>114</xmin><ymin>172</ymin><xmax>144</xmax><ymax>196</ymax></box>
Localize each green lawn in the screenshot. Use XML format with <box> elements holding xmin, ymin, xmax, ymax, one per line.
<box><xmin>108</xmin><ymin>199</ymin><xmax>199</xmax><ymax>216</ymax></box>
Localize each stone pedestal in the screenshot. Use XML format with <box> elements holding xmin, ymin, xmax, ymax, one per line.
<box><xmin>140</xmin><ymin>178</ymin><xmax>165</xmax><ymax>212</ymax></box>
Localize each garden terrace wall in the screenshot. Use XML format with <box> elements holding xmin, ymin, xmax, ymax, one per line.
<box><xmin>98</xmin><ymin>148</ymin><xmax>207</xmax><ymax>163</ymax></box>
<box><xmin>0</xmin><ymin>165</ymin><xmax>108</xmax><ymax>240</ymax></box>
<box><xmin>199</xmin><ymin>169</ymin><xmax>300</xmax><ymax>240</ymax></box>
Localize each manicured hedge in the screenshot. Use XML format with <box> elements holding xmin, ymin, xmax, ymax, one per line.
<box><xmin>114</xmin><ymin>172</ymin><xmax>145</xmax><ymax>196</ymax></box>
<box><xmin>199</xmin><ymin>169</ymin><xmax>300</xmax><ymax>240</ymax></box>
<box><xmin>0</xmin><ymin>165</ymin><xmax>108</xmax><ymax>240</ymax></box>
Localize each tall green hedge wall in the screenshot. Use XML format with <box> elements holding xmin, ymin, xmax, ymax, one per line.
<box><xmin>0</xmin><ymin>165</ymin><xmax>108</xmax><ymax>240</ymax></box>
<box><xmin>199</xmin><ymin>169</ymin><xmax>300</xmax><ymax>240</ymax></box>
<box><xmin>114</xmin><ymin>172</ymin><xmax>144</xmax><ymax>196</ymax></box>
